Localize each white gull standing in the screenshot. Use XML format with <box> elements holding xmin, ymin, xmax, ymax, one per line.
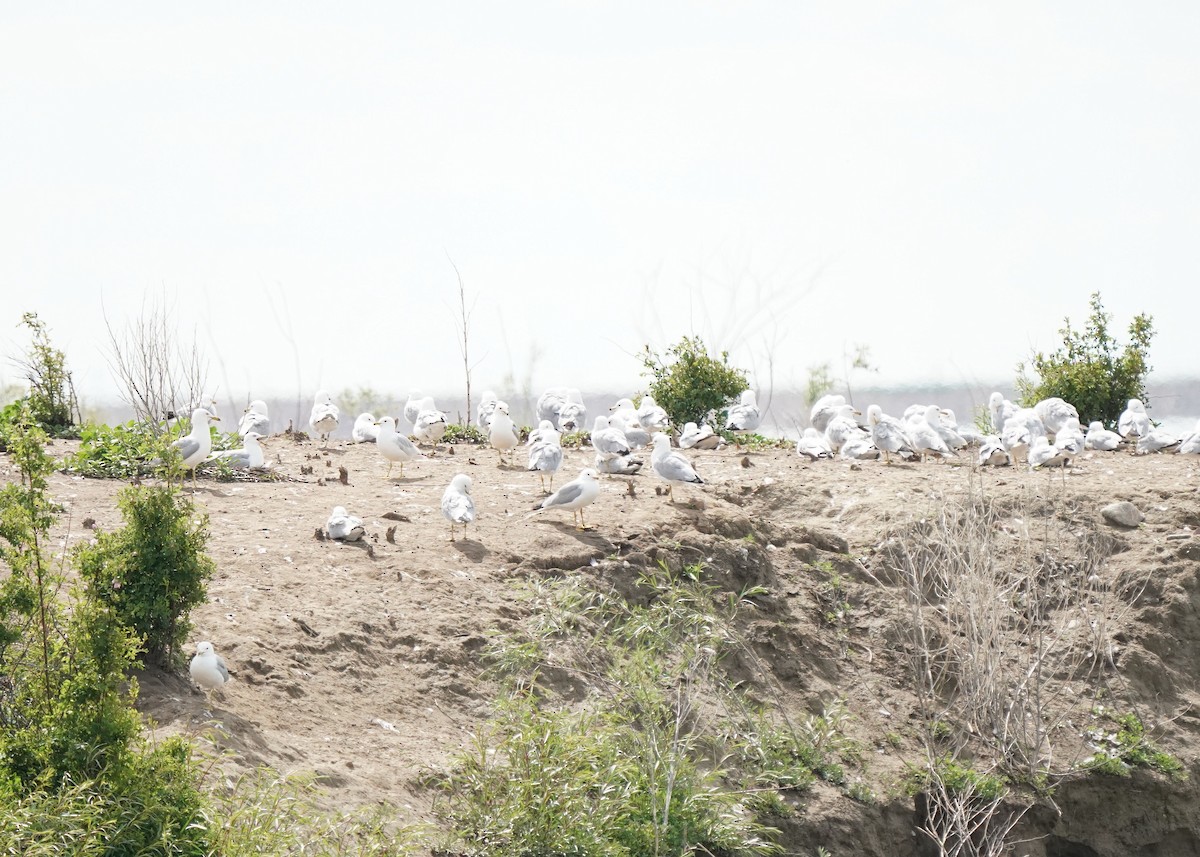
<box><xmin>1118</xmin><ymin>398</ymin><xmax>1151</xmax><ymax>439</ymax></box>
<box><xmin>651</xmin><ymin>434</ymin><xmax>705</xmax><ymax>502</ymax></box>
<box><xmin>725</xmin><ymin>390</ymin><xmax>761</xmax><ymax>432</ymax></box>
<box><xmin>527</xmin><ymin>420</ymin><xmax>564</xmax><ymax>492</ymax></box>
<box><xmin>375</xmin><ymin>415</ymin><xmax>423</xmax><ymax>478</ymax></box>
<box><xmin>488</xmin><ymin>402</ymin><xmax>520</xmax><ymax>465</ymax></box>
<box><xmin>189</xmin><ymin>641</ymin><xmax>229</xmax><ymax>705</ymax></box>
<box><xmin>441</xmin><ymin>474</ymin><xmax>476</xmax><ymax>541</ymax></box>
<box><xmin>171</xmin><ymin>407</ymin><xmax>219</xmax><ymax>491</ymax></box>
<box><xmin>309</xmin><ymin>391</ymin><xmax>340</xmax><ymax>448</ymax></box>
<box><xmin>530</xmin><ymin>467</ymin><xmax>602</xmax><ymax>530</ymax></box>
<box><xmin>238</xmin><ymin>400</ymin><xmax>270</xmax><ymax>439</ymax></box>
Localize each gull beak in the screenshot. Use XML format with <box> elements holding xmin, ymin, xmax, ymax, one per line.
<box><xmin>852</xmin><ymin>409</ymin><xmax>862</xmax><ymax>416</ymax></box>
<box><xmin>211</xmin><ymin>415</ymin><xmax>221</xmax><ymax>422</ymax></box>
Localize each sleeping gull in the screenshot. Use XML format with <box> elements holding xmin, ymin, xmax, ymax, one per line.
<box><xmin>610</xmin><ymin>413</ymin><xmax>651</xmax><ymax>449</ymax></box>
<box><xmin>908</xmin><ymin>406</ymin><xmax>958</xmax><ymax>462</ymax></box>
<box><xmin>725</xmin><ymin>390</ymin><xmax>761</xmax><ymax>433</ymax></box>
<box><xmin>839</xmin><ymin>434</ymin><xmax>880</xmax><ymax>461</ymax></box>
<box><xmin>1118</xmin><ymin>398</ymin><xmax>1151</xmax><ymax>439</ymax></box>
<box><xmin>1054</xmin><ymin>419</ymin><xmax>1086</xmax><ymax>456</ymax></box>
<box><xmin>1136</xmin><ymin>429</ymin><xmax>1179</xmax><ymax>455</ymax></box>
<box><xmin>527</xmin><ymin>420</ymin><xmax>564</xmax><ymax>492</ymax></box>
<box><xmin>309</xmin><ymin>391</ymin><xmax>340</xmax><ymax>448</ymax></box>
<box><xmin>1085</xmin><ymin>421</ymin><xmax>1121</xmax><ymax>452</ymax></box>
<box><xmin>530</xmin><ymin>467</ymin><xmax>601</xmax><ymax>530</ymax></box>
<box><xmin>597</xmin><ymin>453</ymin><xmax>644</xmax><ymax>474</ymax></box>
<box><xmin>488</xmin><ymin>402</ymin><xmax>520</xmax><ymax>465</ymax></box>
<box><xmin>189</xmin><ymin>641</ymin><xmax>229</xmax><ymax>705</ymax></box>
<box><xmin>557</xmin><ymin>398</ymin><xmax>588</xmax><ymax>432</ymax></box>
<box><xmin>1028</xmin><ymin>436</ymin><xmax>1072</xmax><ymax>471</ymax></box>
<box><xmin>238</xmin><ymin>400</ymin><xmax>270</xmax><ymax>438</ymax></box>
<box><xmin>375</xmin><ymin>415</ymin><xmax>423</xmax><ymax>477</ymax></box>
<box><xmin>824</xmin><ymin>405</ymin><xmax>866</xmax><ymax>454</ymax></box>
<box><xmin>352</xmin><ymin>413</ymin><xmax>380</xmax><ymax>443</ymax></box>
<box><xmin>326</xmin><ymin>505</ymin><xmax>365</xmax><ymax>541</ymax></box>
<box><xmin>537</xmin><ymin>387</ymin><xmax>587</xmax><ymax>431</ymax></box>
<box><xmin>636</xmin><ymin>395</ymin><xmax>670</xmax><ymax>433</ymax></box>
<box><xmin>477</xmin><ymin>390</ymin><xmax>499</xmax><ymax>431</ymax></box>
<box><xmin>867</xmin><ymin>404</ymin><xmax>916</xmax><ymax>464</ymax></box>
<box><xmin>1034</xmin><ymin>397</ymin><xmax>1080</xmax><ymax>436</ymax></box>
<box><xmin>977</xmin><ymin>436</ymin><xmax>1012</xmax><ymax>467</ymax></box>
<box><xmin>209</xmin><ymin>432</ymin><xmax>265</xmax><ymax>470</ymax></box>
<box><xmin>941</xmin><ymin>409</ymin><xmax>984</xmax><ymax>446</ymax></box>
<box><xmin>679</xmin><ymin>421</ymin><xmax>720</xmax><ymax>450</ymax></box>
<box><xmin>651</xmin><ymin>434</ymin><xmax>704</xmax><ymax>502</ymax></box>
<box><xmin>796</xmin><ymin>428</ymin><xmax>833</xmax><ymax>461</ymax></box>
<box><xmin>413</xmin><ymin>397</ymin><xmax>448</xmax><ymax>447</ymax></box>
<box><xmin>590</xmin><ymin>415</ymin><xmax>632</xmax><ymax>462</ymax></box>
<box><xmin>810</xmin><ymin>394</ymin><xmax>846</xmax><ymax>434</ymax></box>
<box><xmin>441</xmin><ymin>474</ymin><xmax>476</xmax><ymax>541</ymax></box>
<box><xmin>172</xmin><ymin>407</ymin><xmax>219</xmax><ymax>491</ymax></box>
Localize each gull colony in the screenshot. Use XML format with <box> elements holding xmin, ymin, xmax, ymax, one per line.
<box><xmin>168</xmin><ymin>387</ymin><xmax>1196</xmax><ymax>701</ymax></box>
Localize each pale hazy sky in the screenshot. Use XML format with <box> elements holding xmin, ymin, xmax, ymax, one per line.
<box><xmin>2</xmin><ymin>3</ymin><xmax>1197</xmax><ymax>406</ymax></box>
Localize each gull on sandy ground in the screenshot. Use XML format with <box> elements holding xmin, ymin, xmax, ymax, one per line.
<box><xmin>403</xmin><ymin>390</ymin><xmax>424</xmax><ymax>428</ymax></box>
<box><xmin>1178</xmin><ymin>419</ymin><xmax>1200</xmax><ymax>455</ymax></box>
<box><xmin>309</xmin><ymin>391</ymin><xmax>340</xmax><ymax>448</ymax></box>
<box><xmin>375</xmin><ymin>415</ymin><xmax>423</xmax><ymax>477</ymax></box>
<box><xmin>1118</xmin><ymin>398</ymin><xmax>1151</xmax><ymax>438</ymax></box>
<box><xmin>537</xmin><ymin>387</ymin><xmax>587</xmax><ymax>431</ymax></box>
<box><xmin>488</xmin><ymin>402</ymin><xmax>520</xmax><ymax>465</ymax></box>
<box><xmin>824</xmin><ymin>405</ymin><xmax>865</xmax><ymax>454</ymax></box>
<box><xmin>558</xmin><ymin>397</ymin><xmax>588</xmax><ymax>432</ymax></box>
<box><xmin>1028</xmin><ymin>436</ymin><xmax>1073</xmax><ymax>471</ymax></box>
<box><xmin>190</xmin><ymin>641</ymin><xmax>229</xmax><ymax>706</ymax></box>
<box><xmin>1034</xmin><ymin>397</ymin><xmax>1080</xmax><ymax>435</ymax></box>
<box><xmin>867</xmin><ymin>405</ymin><xmax>916</xmax><ymax>465</ymax></box>
<box><xmin>636</xmin><ymin>395</ymin><xmax>670</xmax><ymax>433</ymax></box>
<box><xmin>209</xmin><ymin>432</ymin><xmax>265</xmax><ymax>470</ymax></box>
<box><xmin>977</xmin><ymin>436</ymin><xmax>1012</xmax><ymax>467</ymax></box>
<box><xmin>928</xmin><ymin>408</ymin><xmax>968</xmax><ymax>451</ymax></box>
<box><xmin>796</xmin><ymin>428</ymin><xmax>833</xmax><ymax>461</ymax></box>
<box><xmin>908</xmin><ymin>405</ymin><xmax>959</xmax><ymax>462</ymax></box>
<box><xmin>597</xmin><ymin>452</ymin><xmax>644</xmax><ymax>474</ymax></box>
<box><xmin>530</xmin><ymin>467</ymin><xmax>601</xmax><ymax>530</ymax></box>
<box><xmin>238</xmin><ymin>400</ymin><xmax>269</xmax><ymax>438</ymax></box>
<box><xmin>839</xmin><ymin>434</ymin><xmax>879</xmax><ymax>461</ymax></box>
<box><xmin>590</xmin><ymin>415</ymin><xmax>632</xmax><ymax>461</ymax></box>
<box><xmin>172</xmin><ymin>407</ymin><xmax>219</xmax><ymax>491</ymax></box>
<box><xmin>413</xmin><ymin>397</ymin><xmax>448</xmax><ymax>447</ymax></box>
<box><xmin>989</xmin><ymin>392</ymin><xmax>1018</xmax><ymax>434</ymax></box>
<box><xmin>326</xmin><ymin>505</ymin><xmax>365</xmax><ymax>541</ymax></box>
<box><xmin>1136</xmin><ymin>429</ymin><xmax>1180</xmax><ymax>455</ymax></box>
<box><xmin>527</xmin><ymin>420</ymin><xmax>563</xmax><ymax>492</ymax></box>
<box><xmin>609</xmin><ymin>413</ymin><xmax>651</xmax><ymax>449</ymax></box>
<box><xmin>609</xmin><ymin>397</ymin><xmax>639</xmax><ymax>426</ymax></box>
<box><xmin>725</xmin><ymin>390</ymin><xmax>761</xmax><ymax>432</ymax></box>
<box><xmin>352</xmin><ymin>413</ymin><xmax>380</xmax><ymax>443</ymax></box>
<box><xmin>651</xmin><ymin>434</ymin><xmax>704</xmax><ymax>502</ymax></box>
<box><xmin>1085</xmin><ymin>421</ymin><xmax>1122</xmax><ymax>451</ymax></box>
<box><xmin>1054</xmin><ymin>419</ymin><xmax>1086</xmax><ymax>456</ymax></box>
<box><xmin>441</xmin><ymin>474</ymin><xmax>476</xmax><ymax>541</ymax></box>
<box><xmin>477</xmin><ymin>391</ymin><xmax>499</xmax><ymax>431</ymax></box>
<box><xmin>679</xmin><ymin>421</ymin><xmax>720</xmax><ymax>450</ymax></box>
<box><xmin>810</xmin><ymin>394</ymin><xmax>846</xmax><ymax>434</ymax></box>
<box><xmin>941</xmin><ymin>409</ymin><xmax>984</xmax><ymax>446</ymax></box>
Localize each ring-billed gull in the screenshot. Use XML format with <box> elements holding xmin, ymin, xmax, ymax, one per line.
<box><xmin>597</xmin><ymin>452</ymin><xmax>644</xmax><ymax>474</ymax></box>
<box><xmin>678</xmin><ymin>421</ymin><xmax>720</xmax><ymax>450</ymax></box>
<box><xmin>309</xmin><ymin>391</ymin><xmax>340</xmax><ymax>448</ymax></box>
<box><xmin>609</xmin><ymin>397</ymin><xmax>639</xmax><ymax>426</ymax></box>
<box><xmin>824</xmin><ymin>405</ymin><xmax>865</xmax><ymax>454</ymax></box>
<box><xmin>977</xmin><ymin>436</ymin><xmax>1012</xmax><ymax>467</ymax></box>
<box><xmin>413</xmin><ymin>397</ymin><xmax>448</xmax><ymax>447</ymax></box>
<box><xmin>326</xmin><ymin>505</ymin><xmax>365</xmax><ymax>541</ymax></box>
<box><xmin>609</xmin><ymin>413</ymin><xmax>651</xmax><ymax>449</ymax></box>
<box><xmin>1028</xmin><ymin>436</ymin><xmax>1072</xmax><ymax>471</ymax></box>
<box><xmin>527</xmin><ymin>420</ymin><xmax>563</xmax><ymax>492</ymax></box>
<box><xmin>488</xmin><ymin>402</ymin><xmax>520</xmax><ymax>465</ymax></box>
<box><xmin>1136</xmin><ymin>429</ymin><xmax>1179</xmax><ymax>455</ymax></box>
<box><xmin>238</xmin><ymin>400</ymin><xmax>269</xmax><ymax>438</ymax></box>
<box><xmin>477</xmin><ymin>390</ymin><xmax>499</xmax><ymax>431</ymax></box>
<box><xmin>1084</xmin><ymin>421</ymin><xmax>1121</xmax><ymax>451</ymax></box>
<box><xmin>537</xmin><ymin>387</ymin><xmax>587</xmax><ymax>431</ymax></box>
<box><xmin>867</xmin><ymin>404</ymin><xmax>916</xmax><ymax>464</ymax></box>
<box><xmin>190</xmin><ymin>641</ymin><xmax>229</xmax><ymax>705</ymax></box>
<box><xmin>1118</xmin><ymin>398</ymin><xmax>1151</xmax><ymax>438</ymax></box>
<box><xmin>403</xmin><ymin>390</ymin><xmax>424</xmax><ymax>428</ymax></box>
<box><xmin>209</xmin><ymin>432</ymin><xmax>265</xmax><ymax>470</ymax></box>
<box><xmin>839</xmin><ymin>434</ymin><xmax>880</xmax><ymax>461</ymax></box>
<box><xmin>1053</xmin><ymin>419</ymin><xmax>1085</xmax><ymax>456</ymax></box>
<box><xmin>636</xmin><ymin>396</ymin><xmax>670</xmax><ymax>433</ymax></box>
<box><xmin>375</xmin><ymin>415</ymin><xmax>423</xmax><ymax>477</ymax></box>
<box><xmin>988</xmin><ymin>392</ymin><xmax>1018</xmax><ymax>434</ymax></box>
<box><xmin>941</xmin><ymin>409</ymin><xmax>984</xmax><ymax>446</ymax></box>
<box><xmin>725</xmin><ymin>390</ymin><xmax>761</xmax><ymax>432</ymax></box>
<box><xmin>441</xmin><ymin>474</ymin><xmax>476</xmax><ymax>541</ymax></box>
<box><xmin>1034</xmin><ymin>397</ymin><xmax>1079</xmax><ymax>435</ymax></box>
<box><xmin>810</xmin><ymin>394</ymin><xmax>846</xmax><ymax>434</ymax></box>
<box><xmin>651</xmin><ymin>434</ymin><xmax>704</xmax><ymax>502</ymax></box>
<box><xmin>908</xmin><ymin>405</ymin><xmax>959</xmax><ymax>462</ymax></box>
<box><xmin>172</xmin><ymin>408</ymin><xmax>219</xmax><ymax>491</ymax></box>
<box><xmin>558</xmin><ymin>400</ymin><xmax>588</xmax><ymax>432</ymax></box>
<box><xmin>796</xmin><ymin>428</ymin><xmax>833</xmax><ymax>461</ymax></box>
<box><xmin>590</xmin><ymin>415</ymin><xmax>631</xmax><ymax>461</ymax></box>
<box><xmin>352</xmin><ymin>413</ymin><xmax>380</xmax><ymax>443</ymax></box>
<box><xmin>531</xmin><ymin>467</ymin><xmax>601</xmax><ymax>529</ymax></box>
<box><xmin>1177</xmin><ymin>419</ymin><xmax>1200</xmax><ymax>455</ymax></box>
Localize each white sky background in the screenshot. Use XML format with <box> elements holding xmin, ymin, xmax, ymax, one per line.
<box><xmin>2</xmin><ymin>3</ymin><xmax>1198</xmax><ymax>408</ymax></box>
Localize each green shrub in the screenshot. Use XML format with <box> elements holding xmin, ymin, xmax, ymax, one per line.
<box><xmin>640</xmin><ymin>335</ymin><xmax>749</xmax><ymax>428</ymax></box>
<box><xmin>76</xmin><ymin>485</ymin><xmax>216</xmax><ymax>667</ymax></box>
<box><xmin>1016</xmin><ymin>292</ymin><xmax>1154</xmax><ymax>428</ymax></box>
<box><xmin>12</xmin><ymin>312</ymin><xmax>80</xmax><ymax>436</ymax></box>
<box><xmin>442</xmin><ymin>423</ymin><xmax>487</xmax><ymax>444</ymax></box>
<box><xmin>1083</xmin><ymin>712</ymin><xmax>1185</xmax><ymax>780</ymax></box>
<box><xmin>65</xmin><ymin>418</ymin><xmax>239</xmax><ymax>480</ymax></box>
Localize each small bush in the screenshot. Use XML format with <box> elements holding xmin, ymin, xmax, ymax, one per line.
<box><xmin>76</xmin><ymin>484</ymin><xmax>216</xmax><ymax>667</ymax></box>
<box><xmin>442</xmin><ymin>423</ymin><xmax>487</xmax><ymax>444</ymax></box>
<box><xmin>1083</xmin><ymin>712</ymin><xmax>1185</xmax><ymax>780</ymax></box>
<box><xmin>65</xmin><ymin>418</ymin><xmax>239</xmax><ymax>480</ymax></box>
<box><xmin>640</xmin><ymin>335</ymin><xmax>749</xmax><ymax>428</ymax></box>
<box><xmin>1016</xmin><ymin>292</ymin><xmax>1154</xmax><ymax>428</ymax></box>
<box><xmin>12</xmin><ymin>312</ymin><xmax>80</xmax><ymax>436</ymax></box>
